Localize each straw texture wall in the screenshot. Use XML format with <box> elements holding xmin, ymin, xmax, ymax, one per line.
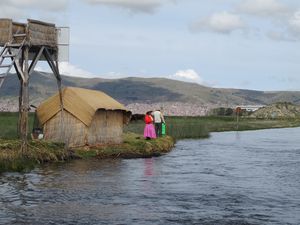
<box><xmin>28</xmin><ymin>19</ymin><xmax>57</xmax><ymax>47</ymax></box>
<box><xmin>12</xmin><ymin>22</ymin><xmax>26</xmax><ymax>43</ymax></box>
<box><xmin>0</xmin><ymin>19</ymin><xmax>12</xmax><ymax>45</ymax></box>
<box><xmin>43</xmin><ymin>110</ymin><xmax>86</xmax><ymax>147</ymax></box>
<box><xmin>12</xmin><ymin>22</ymin><xmax>26</xmax><ymax>35</ymax></box>
<box><xmin>0</xmin><ymin>18</ymin><xmax>57</xmax><ymax>47</ymax></box>
<box><xmin>43</xmin><ymin>109</ymin><xmax>125</xmax><ymax>147</ymax></box>
<box><xmin>87</xmin><ymin>110</ymin><xmax>124</xmax><ymax>145</ymax></box>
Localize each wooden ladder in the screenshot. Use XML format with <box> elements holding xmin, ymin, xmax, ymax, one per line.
<box><xmin>0</xmin><ymin>33</ymin><xmax>26</xmax><ymax>88</ymax></box>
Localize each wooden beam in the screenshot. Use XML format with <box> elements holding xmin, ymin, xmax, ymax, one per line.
<box><xmin>43</xmin><ymin>47</ymin><xmax>61</xmax><ymax>81</ymax></box>
<box><xmin>14</xmin><ymin>58</ymin><xmax>25</xmax><ymax>81</ymax></box>
<box><xmin>28</xmin><ymin>46</ymin><xmax>44</xmax><ymax>75</ymax></box>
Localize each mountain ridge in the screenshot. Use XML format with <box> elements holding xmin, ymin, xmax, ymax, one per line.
<box><xmin>1</xmin><ymin>71</ymin><xmax>300</xmax><ymax>115</ymax></box>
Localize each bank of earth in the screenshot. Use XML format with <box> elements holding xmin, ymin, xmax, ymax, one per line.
<box><xmin>0</xmin><ymin>133</ymin><xmax>174</xmax><ymax>173</ymax></box>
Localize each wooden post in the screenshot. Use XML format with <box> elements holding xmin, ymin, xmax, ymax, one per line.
<box><xmin>236</xmin><ymin>107</ymin><xmax>241</xmax><ymax>131</ymax></box>
<box><xmin>18</xmin><ymin>78</ymin><xmax>23</xmax><ymax>137</ymax></box>
<box><xmin>15</xmin><ymin>56</ymin><xmax>24</xmax><ymax>138</ymax></box>
<box><xmin>20</xmin><ymin>45</ymin><xmax>29</xmax><ymax>153</ymax></box>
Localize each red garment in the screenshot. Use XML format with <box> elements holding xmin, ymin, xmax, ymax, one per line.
<box><xmin>144</xmin><ymin>115</ymin><xmax>153</xmax><ymax>124</ymax></box>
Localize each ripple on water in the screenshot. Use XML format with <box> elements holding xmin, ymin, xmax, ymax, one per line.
<box><xmin>1</xmin><ymin>128</ymin><xmax>300</xmax><ymax>225</ymax></box>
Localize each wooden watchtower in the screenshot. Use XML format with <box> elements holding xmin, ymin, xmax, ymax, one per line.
<box><xmin>0</xmin><ymin>19</ymin><xmax>64</xmax><ymax>152</ymax></box>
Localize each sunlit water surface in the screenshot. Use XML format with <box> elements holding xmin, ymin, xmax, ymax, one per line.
<box><xmin>1</xmin><ymin>127</ymin><xmax>300</xmax><ymax>224</ymax></box>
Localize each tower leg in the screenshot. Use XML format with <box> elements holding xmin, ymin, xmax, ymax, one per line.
<box><xmin>20</xmin><ymin>79</ymin><xmax>29</xmax><ymax>153</ymax></box>
<box><xmin>20</xmin><ymin>46</ymin><xmax>29</xmax><ymax>153</ymax></box>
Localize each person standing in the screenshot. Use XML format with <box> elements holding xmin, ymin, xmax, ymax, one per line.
<box><xmin>144</xmin><ymin>111</ymin><xmax>156</xmax><ymax>139</ymax></box>
<box><xmin>152</xmin><ymin>109</ymin><xmax>165</xmax><ymax>137</ymax></box>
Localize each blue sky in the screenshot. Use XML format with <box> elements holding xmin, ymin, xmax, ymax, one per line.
<box><xmin>1</xmin><ymin>0</ymin><xmax>300</xmax><ymax>91</ymax></box>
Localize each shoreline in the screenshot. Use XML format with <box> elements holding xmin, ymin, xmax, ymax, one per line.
<box><xmin>0</xmin><ymin>133</ymin><xmax>175</xmax><ymax>173</ymax></box>
<box><xmin>1</xmin><ymin>116</ymin><xmax>300</xmax><ymax>173</ymax></box>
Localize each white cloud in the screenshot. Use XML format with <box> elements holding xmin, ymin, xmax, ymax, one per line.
<box><xmin>36</xmin><ymin>62</ymin><xmax>96</xmax><ymax>78</ymax></box>
<box><xmin>2</xmin><ymin>0</ymin><xmax>68</xmax><ymax>11</ymax></box>
<box><xmin>288</xmin><ymin>10</ymin><xmax>300</xmax><ymax>37</ymax></box>
<box><xmin>191</xmin><ymin>11</ymin><xmax>245</xmax><ymax>34</ymax></box>
<box><xmin>170</xmin><ymin>69</ymin><xmax>204</xmax><ymax>84</ymax></box>
<box><xmin>0</xmin><ymin>5</ymin><xmax>25</xmax><ymax>19</ymax></box>
<box><xmin>266</xmin><ymin>31</ymin><xmax>291</xmax><ymax>41</ymax></box>
<box><xmin>58</xmin><ymin>62</ymin><xmax>96</xmax><ymax>78</ymax></box>
<box><xmin>237</xmin><ymin>0</ymin><xmax>290</xmax><ymax>16</ymax></box>
<box><xmin>0</xmin><ymin>0</ymin><xmax>68</xmax><ymax>20</ymax></box>
<box><xmin>84</xmin><ymin>0</ymin><xmax>173</xmax><ymax>14</ymax></box>
<box><xmin>262</xmin><ymin>10</ymin><xmax>300</xmax><ymax>41</ymax></box>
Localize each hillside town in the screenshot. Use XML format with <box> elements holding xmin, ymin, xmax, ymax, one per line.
<box><xmin>126</xmin><ymin>102</ymin><xmax>213</xmax><ymax>116</ymax></box>
<box><xmin>0</xmin><ymin>97</ymin><xmax>213</xmax><ymax>116</ymax></box>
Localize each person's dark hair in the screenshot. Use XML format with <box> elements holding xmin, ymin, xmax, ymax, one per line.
<box><xmin>146</xmin><ymin>111</ymin><xmax>152</xmax><ymax>115</ymax></box>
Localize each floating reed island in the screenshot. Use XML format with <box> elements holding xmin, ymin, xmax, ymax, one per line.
<box><xmin>0</xmin><ymin>87</ymin><xmax>175</xmax><ymax>173</ymax></box>
<box><xmin>0</xmin><ymin>133</ymin><xmax>175</xmax><ymax>173</ymax></box>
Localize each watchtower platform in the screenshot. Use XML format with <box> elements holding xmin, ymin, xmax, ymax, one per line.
<box><xmin>0</xmin><ymin>18</ymin><xmax>57</xmax><ymax>50</ymax></box>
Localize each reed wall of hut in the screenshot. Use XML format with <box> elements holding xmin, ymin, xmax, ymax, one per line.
<box><xmin>43</xmin><ymin>109</ymin><xmax>125</xmax><ymax>147</ymax></box>
<box><xmin>87</xmin><ymin>110</ymin><xmax>124</xmax><ymax>145</ymax></box>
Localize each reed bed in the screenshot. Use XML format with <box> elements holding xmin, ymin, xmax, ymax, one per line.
<box><xmin>125</xmin><ymin>116</ymin><xmax>300</xmax><ymax>140</ymax></box>
<box><xmin>0</xmin><ymin>112</ymin><xmax>34</xmax><ymax>139</ymax></box>
<box><xmin>0</xmin><ymin>139</ymin><xmax>67</xmax><ymax>172</ymax></box>
<box><xmin>125</xmin><ymin>116</ymin><xmax>210</xmax><ymax>140</ymax></box>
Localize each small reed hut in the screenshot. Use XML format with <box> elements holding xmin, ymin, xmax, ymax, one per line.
<box><xmin>36</xmin><ymin>87</ymin><xmax>131</xmax><ymax>147</ymax></box>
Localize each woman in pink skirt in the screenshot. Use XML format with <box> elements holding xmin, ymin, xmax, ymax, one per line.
<box><xmin>144</xmin><ymin>111</ymin><xmax>157</xmax><ymax>139</ymax></box>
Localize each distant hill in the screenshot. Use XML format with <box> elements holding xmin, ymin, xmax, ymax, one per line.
<box><xmin>250</xmin><ymin>102</ymin><xmax>300</xmax><ymax>119</ymax></box>
<box><xmin>1</xmin><ymin>71</ymin><xmax>300</xmax><ymax>115</ymax></box>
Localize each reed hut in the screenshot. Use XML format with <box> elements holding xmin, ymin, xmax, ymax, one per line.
<box><xmin>36</xmin><ymin>87</ymin><xmax>131</xmax><ymax>147</ymax></box>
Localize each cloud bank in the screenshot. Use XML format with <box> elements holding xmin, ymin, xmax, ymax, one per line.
<box><xmin>36</xmin><ymin>62</ymin><xmax>96</xmax><ymax>78</ymax></box>
<box><xmin>237</xmin><ymin>0</ymin><xmax>290</xmax><ymax>17</ymax></box>
<box><xmin>84</xmin><ymin>0</ymin><xmax>174</xmax><ymax>14</ymax></box>
<box><xmin>190</xmin><ymin>0</ymin><xmax>300</xmax><ymax>41</ymax></box>
<box><xmin>191</xmin><ymin>11</ymin><xmax>245</xmax><ymax>34</ymax></box>
<box><xmin>0</xmin><ymin>0</ymin><xmax>68</xmax><ymax>19</ymax></box>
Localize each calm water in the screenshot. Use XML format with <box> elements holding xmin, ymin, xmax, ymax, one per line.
<box><xmin>1</xmin><ymin>127</ymin><xmax>300</xmax><ymax>225</ymax></box>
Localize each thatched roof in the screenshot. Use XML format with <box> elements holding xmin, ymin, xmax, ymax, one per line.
<box><xmin>37</xmin><ymin>87</ymin><xmax>131</xmax><ymax>126</ymax></box>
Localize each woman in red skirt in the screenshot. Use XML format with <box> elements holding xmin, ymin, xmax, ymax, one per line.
<box><xmin>143</xmin><ymin>111</ymin><xmax>157</xmax><ymax>139</ymax></box>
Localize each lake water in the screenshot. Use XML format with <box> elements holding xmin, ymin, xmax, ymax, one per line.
<box><xmin>1</xmin><ymin>127</ymin><xmax>300</xmax><ymax>225</ymax></box>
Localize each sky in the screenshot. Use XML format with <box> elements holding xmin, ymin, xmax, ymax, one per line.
<box><xmin>1</xmin><ymin>0</ymin><xmax>300</xmax><ymax>91</ymax></box>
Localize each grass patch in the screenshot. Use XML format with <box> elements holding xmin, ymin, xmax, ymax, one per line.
<box><xmin>74</xmin><ymin>132</ymin><xmax>174</xmax><ymax>159</ymax></box>
<box><xmin>0</xmin><ymin>139</ymin><xmax>68</xmax><ymax>173</ymax></box>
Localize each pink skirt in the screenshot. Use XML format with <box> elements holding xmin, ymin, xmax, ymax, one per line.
<box><xmin>144</xmin><ymin>124</ymin><xmax>157</xmax><ymax>139</ymax></box>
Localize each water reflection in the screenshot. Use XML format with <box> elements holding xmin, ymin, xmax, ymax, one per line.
<box><xmin>1</xmin><ymin>127</ymin><xmax>300</xmax><ymax>224</ymax></box>
<box><xmin>144</xmin><ymin>158</ymin><xmax>154</xmax><ymax>176</ymax></box>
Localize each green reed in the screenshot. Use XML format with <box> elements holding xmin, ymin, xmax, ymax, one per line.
<box><xmin>125</xmin><ymin>115</ymin><xmax>300</xmax><ymax>140</ymax></box>
<box><xmin>0</xmin><ymin>112</ymin><xmax>34</xmax><ymax>139</ymax></box>
<box><xmin>125</xmin><ymin>116</ymin><xmax>210</xmax><ymax>140</ymax></box>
